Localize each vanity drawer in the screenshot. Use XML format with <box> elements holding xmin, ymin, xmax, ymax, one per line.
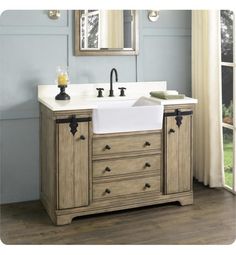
<box><xmin>93</xmin><ymin>154</ymin><xmax>161</xmax><ymax>178</ymax></box>
<box><xmin>93</xmin><ymin>132</ymin><xmax>161</xmax><ymax>156</ymax></box>
<box><xmin>93</xmin><ymin>175</ymin><xmax>160</xmax><ymax>200</ymax></box>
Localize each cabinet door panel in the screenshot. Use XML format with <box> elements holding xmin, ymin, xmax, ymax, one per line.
<box><xmin>165</xmin><ymin>116</ymin><xmax>179</xmax><ymax>194</ymax></box>
<box><xmin>58</xmin><ymin>122</ymin><xmax>89</xmax><ymax>209</ymax></box>
<box><xmin>178</xmin><ymin>115</ymin><xmax>191</xmax><ymax>192</ymax></box>
<box><xmin>165</xmin><ymin>114</ymin><xmax>192</xmax><ymax>194</ymax></box>
<box><xmin>74</xmin><ymin>122</ymin><xmax>89</xmax><ymax>207</ymax></box>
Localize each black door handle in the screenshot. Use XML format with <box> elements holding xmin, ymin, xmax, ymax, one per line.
<box><xmin>104</xmin><ymin>167</ymin><xmax>111</xmax><ymax>172</ymax></box>
<box><xmin>169</xmin><ymin>128</ymin><xmax>175</xmax><ymax>134</ymax></box>
<box><xmin>80</xmin><ymin>135</ymin><xmax>86</xmax><ymax>140</ymax></box>
<box><xmin>104</xmin><ymin>145</ymin><xmax>111</xmax><ymax>150</ymax></box>
<box><xmin>105</xmin><ymin>188</ymin><xmax>111</xmax><ymax>194</ymax></box>
<box><xmin>144</xmin><ymin>141</ymin><xmax>151</xmax><ymax>147</ymax></box>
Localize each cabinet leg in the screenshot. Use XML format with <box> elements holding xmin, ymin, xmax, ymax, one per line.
<box><xmin>179</xmin><ymin>195</ymin><xmax>193</xmax><ymax>206</ymax></box>
<box><xmin>56</xmin><ymin>215</ymin><xmax>73</xmax><ymax>226</ymax></box>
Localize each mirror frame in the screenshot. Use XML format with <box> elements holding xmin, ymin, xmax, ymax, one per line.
<box><xmin>74</xmin><ymin>10</ymin><xmax>139</xmax><ymax>56</ymax></box>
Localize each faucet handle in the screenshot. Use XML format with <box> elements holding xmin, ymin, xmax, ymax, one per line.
<box><xmin>118</xmin><ymin>87</ymin><xmax>126</xmax><ymax>97</ymax></box>
<box><xmin>96</xmin><ymin>88</ymin><xmax>104</xmax><ymax>97</ymax></box>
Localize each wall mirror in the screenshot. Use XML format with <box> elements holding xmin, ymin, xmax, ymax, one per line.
<box><xmin>74</xmin><ymin>10</ymin><xmax>139</xmax><ymax>56</ymax></box>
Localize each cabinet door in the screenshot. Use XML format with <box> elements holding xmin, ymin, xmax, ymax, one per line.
<box><xmin>57</xmin><ymin>121</ymin><xmax>89</xmax><ymax>209</ymax></box>
<box><xmin>164</xmin><ymin>113</ymin><xmax>192</xmax><ymax>194</ymax></box>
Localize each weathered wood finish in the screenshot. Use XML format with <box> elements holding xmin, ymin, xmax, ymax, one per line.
<box><xmin>57</xmin><ymin>122</ymin><xmax>89</xmax><ymax>209</ymax></box>
<box><xmin>93</xmin><ymin>154</ymin><xmax>161</xmax><ymax>178</ymax></box>
<box><xmin>40</xmin><ymin>104</ymin><xmax>93</xmax><ymax>223</ymax></box>
<box><xmin>40</xmin><ymin>105</ymin><xmax>57</xmax><ymax>223</ymax></box>
<box><xmin>164</xmin><ymin>106</ymin><xmax>193</xmax><ymax>194</ymax></box>
<box><xmin>93</xmin><ymin>132</ymin><xmax>161</xmax><ymax>156</ymax></box>
<box><xmin>164</xmin><ymin>116</ymin><xmax>179</xmax><ymax>193</ymax></box>
<box><xmin>40</xmin><ymin>103</ymin><xmax>195</xmax><ymax>225</ymax></box>
<box><xmin>178</xmin><ymin>114</ymin><xmax>192</xmax><ymax>191</ymax></box>
<box><xmin>93</xmin><ymin>175</ymin><xmax>160</xmax><ymax>200</ymax></box>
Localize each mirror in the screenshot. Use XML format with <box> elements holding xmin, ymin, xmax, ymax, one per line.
<box><xmin>75</xmin><ymin>10</ymin><xmax>139</xmax><ymax>56</ymax></box>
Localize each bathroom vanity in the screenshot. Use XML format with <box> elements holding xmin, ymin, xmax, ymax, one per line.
<box><xmin>38</xmin><ymin>82</ymin><xmax>197</xmax><ymax>225</ymax></box>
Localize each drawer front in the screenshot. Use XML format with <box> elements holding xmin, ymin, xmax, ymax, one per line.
<box><xmin>93</xmin><ymin>176</ymin><xmax>160</xmax><ymax>200</ymax></box>
<box><xmin>93</xmin><ymin>154</ymin><xmax>161</xmax><ymax>178</ymax></box>
<box><xmin>93</xmin><ymin>133</ymin><xmax>161</xmax><ymax>156</ymax></box>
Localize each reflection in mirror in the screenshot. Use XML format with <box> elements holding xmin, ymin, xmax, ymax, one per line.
<box><xmin>75</xmin><ymin>10</ymin><xmax>138</xmax><ymax>56</ymax></box>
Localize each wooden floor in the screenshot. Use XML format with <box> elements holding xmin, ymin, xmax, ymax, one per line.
<box><xmin>0</xmin><ymin>181</ymin><xmax>236</xmax><ymax>244</ymax></box>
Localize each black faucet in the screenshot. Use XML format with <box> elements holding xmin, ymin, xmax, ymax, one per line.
<box><xmin>109</xmin><ymin>68</ymin><xmax>118</xmax><ymax>97</ymax></box>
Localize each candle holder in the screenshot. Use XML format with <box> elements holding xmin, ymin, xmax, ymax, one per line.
<box><xmin>55</xmin><ymin>66</ymin><xmax>70</xmax><ymax>100</ymax></box>
<box><xmin>55</xmin><ymin>85</ymin><xmax>70</xmax><ymax>100</ymax></box>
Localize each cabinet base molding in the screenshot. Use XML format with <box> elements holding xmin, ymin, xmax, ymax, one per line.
<box><xmin>41</xmin><ymin>192</ymin><xmax>193</xmax><ymax>225</ymax></box>
<box><xmin>178</xmin><ymin>195</ymin><xmax>193</xmax><ymax>206</ymax></box>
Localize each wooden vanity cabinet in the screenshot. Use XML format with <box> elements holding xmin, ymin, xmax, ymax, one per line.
<box><xmin>92</xmin><ymin>131</ymin><xmax>162</xmax><ymax>202</ymax></box>
<box><xmin>40</xmin><ymin>103</ymin><xmax>194</xmax><ymax>225</ymax></box>
<box><xmin>57</xmin><ymin>121</ymin><xmax>90</xmax><ymax>209</ymax></box>
<box><xmin>40</xmin><ymin>104</ymin><xmax>92</xmax><ymax>224</ymax></box>
<box><xmin>163</xmin><ymin>105</ymin><xmax>193</xmax><ymax>195</ymax></box>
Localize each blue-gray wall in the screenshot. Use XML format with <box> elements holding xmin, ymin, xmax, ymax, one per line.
<box><xmin>0</xmin><ymin>10</ymin><xmax>191</xmax><ymax>204</ymax></box>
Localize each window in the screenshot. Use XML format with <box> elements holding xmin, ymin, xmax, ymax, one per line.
<box><xmin>80</xmin><ymin>10</ymin><xmax>100</xmax><ymax>50</ymax></box>
<box><xmin>221</xmin><ymin>10</ymin><xmax>236</xmax><ymax>193</ymax></box>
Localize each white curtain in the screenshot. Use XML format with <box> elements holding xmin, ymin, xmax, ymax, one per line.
<box><xmin>100</xmin><ymin>10</ymin><xmax>124</xmax><ymax>49</ymax></box>
<box><xmin>192</xmin><ymin>10</ymin><xmax>224</xmax><ymax>187</ymax></box>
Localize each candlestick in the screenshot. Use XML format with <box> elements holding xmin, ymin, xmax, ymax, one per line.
<box><xmin>55</xmin><ymin>85</ymin><xmax>70</xmax><ymax>100</ymax></box>
<box><xmin>55</xmin><ymin>66</ymin><xmax>70</xmax><ymax>100</ymax></box>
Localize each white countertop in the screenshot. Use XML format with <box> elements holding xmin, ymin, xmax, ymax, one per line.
<box><xmin>38</xmin><ymin>82</ymin><xmax>197</xmax><ymax>111</ymax></box>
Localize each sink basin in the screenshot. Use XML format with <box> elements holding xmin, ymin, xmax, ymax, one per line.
<box><xmin>93</xmin><ymin>99</ymin><xmax>135</xmax><ymax>108</ymax></box>
<box><xmin>92</xmin><ymin>98</ymin><xmax>164</xmax><ymax>134</ymax></box>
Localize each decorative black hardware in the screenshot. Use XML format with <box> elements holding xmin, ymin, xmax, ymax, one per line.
<box><xmin>145</xmin><ymin>162</ymin><xmax>151</xmax><ymax>168</ymax></box>
<box><xmin>56</xmin><ymin>117</ymin><xmax>92</xmax><ymax>124</ymax></box>
<box><xmin>175</xmin><ymin>111</ymin><xmax>183</xmax><ymax>128</ymax></box>
<box><xmin>164</xmin><ymin>109</ymin><xmax>193</xmax><ymax>128</ymax></box>
<box><xmin>69</xmin><ymin>115</ymin><xmax>78</xmax><ymax>136</ymax></box>
<box><xmin>169</xmin><ymin>128</ymin><xmax>175</xmax><ymax>134</ymax></box>
<box><xmin>144</xmin><ymin>141</ymin><xmax>151</xmax><ymax>147</ymax></box>
<box><xmin>56</xmin><ymin>116</ymin><xmax>92</xmax><ymax>136</ymax></box>
<box><xmin>145</xmin><ymin>183</ymin><xmax>151</xmax><ymax>189</ymax></box>
<box><xmin>104</xmin><ymin>145</ymin><xmax>111</xmax><ymax>150</ymax></box>
<box><xmin>118</xmin><ymin>87</ymin><xmax>126</xmax><ymax>97</ymax></box>
<box><xmin>55</xmin><ymin>85</ymin><xmax>70</xmax><ymax>100</ymax></box>
<box><xmin>104</xmin><ymin>167</ymin><xmax>111</xmax><ymax>172</ymax></box>
<box><xmin>109</xmin><ymin>68</ymin><xmax>118</xmax><ymax>97</ymax></box>
<box><xmin>80</xmin><ymin>135</ymin><xmax>86</xmax><ymax>140</ymax></box>
<box><xmin>105</xmin><ymin>188</ymin><xmax>111</xmax><ymax>194</ymax></box>
<box><xmin>96</xmin><ymin>88</ymin><xmax>104</xmax><ymax>97</ymax></box>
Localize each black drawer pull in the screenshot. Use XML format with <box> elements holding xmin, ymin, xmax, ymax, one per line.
<box><xmin>169</xmin><ymin>128</ymin><xmax>175</xmax><ymax>134</ymax></box>
<box><xmin>145</xmin><ymin>183</ymin><xmax>151</xmax><ymax>189</ymax></box>
<box><xmin>104</xmin><ymin>167</ymin><xmax>111</xmax><ymax>172</ymax></box>
<box><xmin>105</xmin><ymin>188</ymin><xmax>111</xmax><ymax>194</ymax></box>
<box><xmin>144</xmin><ymin>141</ymin><xmax>151</xmax><ymax>147</ymax></box>
<box><xmin>104</xmin><ymin>145</ymin><xmax>111</xmax><ymax>150</ymax></box>
<box><xmin>145</xmin><ymin>162</ymin><xmax>151</xmax><ymax>168</ymax></box>
<box><xmin>80</xmin><ymin>135</ymin><xmax>86</xmax><ymax>140</ymax></box>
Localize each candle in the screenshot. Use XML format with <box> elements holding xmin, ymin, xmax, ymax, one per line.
<box><xmin>57</xmin><ymin>73</ymin><xmax>68</xmax><ymax>86</ymax></box>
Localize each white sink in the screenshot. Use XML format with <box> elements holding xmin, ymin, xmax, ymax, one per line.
<box><xmin>92</xmin><ymin>97</ymin><xmax>164</xmax><ymax>134</ymax></box>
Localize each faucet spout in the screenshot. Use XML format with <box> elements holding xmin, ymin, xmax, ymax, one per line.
<box><xmin>109</xmin><ymin>68</ymin><xmax>118</xmax><ymax>97</ymax></box>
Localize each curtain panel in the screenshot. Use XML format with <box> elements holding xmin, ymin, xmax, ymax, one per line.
<box><xmin>192</xmin><ymin>10</ymin><xmax>224</xmax><ymax>187</ymax></box>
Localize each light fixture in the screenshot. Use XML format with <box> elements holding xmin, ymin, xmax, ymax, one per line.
<box><xmin>148</xmin><ymin>10</ymin><xmax>160</xmax><ymax>22</ymax></box>
<box><xmin>48</xmin><ymin>10</ymin><xmax>61</xmax><ymax>20</ymax></box>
